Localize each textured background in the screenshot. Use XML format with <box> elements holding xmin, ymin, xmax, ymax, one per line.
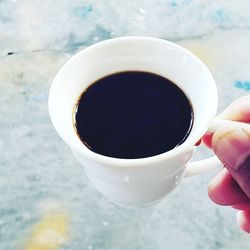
<box><xmin>1</xmin><ymin>0</ymin><xmax>250</xmax><ymax>249</ymax></box>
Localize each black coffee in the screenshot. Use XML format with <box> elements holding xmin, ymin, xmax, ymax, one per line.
<box><xmin>74</xmin><ymin>71</ymin><xmax>193</xmax><ymax>159</ymax></box>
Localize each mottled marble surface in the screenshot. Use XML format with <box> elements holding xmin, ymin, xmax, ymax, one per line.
<box><xmin>1</xmin><ymin>0</ymin><xmax>250</xmax><ymax>249</ymax></box>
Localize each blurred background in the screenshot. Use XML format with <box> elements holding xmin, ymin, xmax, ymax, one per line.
<box><xmin>1</xmin><ymin>0</ymin><xmax>250</xmax><ymax>249</ymax></box>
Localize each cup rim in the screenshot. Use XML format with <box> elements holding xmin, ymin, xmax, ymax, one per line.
<box><xmin>49</xmin><ymin>36</ymin><xmax>218</xmax><ymax>167</ymax></box>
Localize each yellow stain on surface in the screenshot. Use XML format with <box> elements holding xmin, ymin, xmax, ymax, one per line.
<box><xmin>24</xmin><ymin>212</ymin><xmax>69</xmax><ymax>250</ymax></box>
<box><xmin>178</xmin><ymin>41</ymin><xmax>216</xmax><ymax>68</ymax></box>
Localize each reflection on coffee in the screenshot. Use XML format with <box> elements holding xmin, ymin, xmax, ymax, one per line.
<box><xmin>74</xmin><ymin>71</ymin><xmax>193</xmax><ymax>159</ymax></box>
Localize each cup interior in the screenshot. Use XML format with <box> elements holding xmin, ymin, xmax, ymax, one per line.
<box><xmin>48</xmin><ymin>37</ymin><xmax>218</xmax><ymax>166</ymax></box>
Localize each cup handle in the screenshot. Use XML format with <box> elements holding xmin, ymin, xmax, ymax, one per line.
<box><xmin>184</xmin><ymin>155</ymin><xmax>223</xmax><ymax>177</ymax></box>
<box><xmin>184</xmin><ymin>118</ymin><xmax>249</xmax><ymax>178</ymax></box>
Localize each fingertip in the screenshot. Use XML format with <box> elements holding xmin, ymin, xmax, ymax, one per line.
<box><xmin>237</xmin><ymin>211</ymin><xmax>250</xmax><ymax>233</ymax></box>
<box><xmin>202</xmin><ymin>132</ymin><xmax>213</xmax><ymax>148</ymax></box>
<box><xmin>208</xmin><ymin>169</ymin><xmax>228</xmax><ymax>205</ymax></box>
<box><xmin>195</xmin><ymin>139</ymin><xmax>202</xmax><ymax>146</ymax></box>
<box><xmin>208</xmin><ymin>169</ymin><xmax>249</xmax><ymax>206</ymax></box>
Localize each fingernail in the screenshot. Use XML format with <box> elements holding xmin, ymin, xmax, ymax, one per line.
<box><xmin>212</xmin><ymin>128</ymin><xmax>250</xmax><ymax>170</ymax></box>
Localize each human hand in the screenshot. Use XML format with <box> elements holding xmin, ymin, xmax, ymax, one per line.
<box><xmin>202</xmin><ymin>95</ymin><xmax>250</xmax><ymax>233</ymax></box>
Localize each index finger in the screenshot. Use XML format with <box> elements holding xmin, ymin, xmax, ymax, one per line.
<box><xmin>218</xmin><ymin>95</ymin><xmax>250</xmax><ymax>122</ymax></box>
<box><xmin>202</xmin><ymin>95</ymin><xmax>250</xmax><ymax>148</ymax></box>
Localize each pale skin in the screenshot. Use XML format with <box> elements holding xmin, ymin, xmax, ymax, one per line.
<box><xmin>202</xmin><ymin>95</ymin><xmax>250</xmax><ymax>233</ymax></box>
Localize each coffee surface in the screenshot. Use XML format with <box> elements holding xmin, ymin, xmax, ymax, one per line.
<box><xmin>74</xmin><ymin>71</ymin><xmax>193</xmax><ymax>159</ymax></box>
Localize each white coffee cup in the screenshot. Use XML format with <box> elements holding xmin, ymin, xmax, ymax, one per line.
<box><xmin>48</xmin><ymin>36</ymin><xmax>224</xmax><ymax>207</ymax></box>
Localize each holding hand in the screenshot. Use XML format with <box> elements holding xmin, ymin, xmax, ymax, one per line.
<box><xmin>203</xmin><ymin>95</ymin><xmax>250</xmax><ymax>233</ymax></box>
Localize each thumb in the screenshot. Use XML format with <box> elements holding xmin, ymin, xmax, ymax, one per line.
<box><xmin>211</xmin><ymin>125</ymin><xmax>250</xmax><ymax>198</ymax></box>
